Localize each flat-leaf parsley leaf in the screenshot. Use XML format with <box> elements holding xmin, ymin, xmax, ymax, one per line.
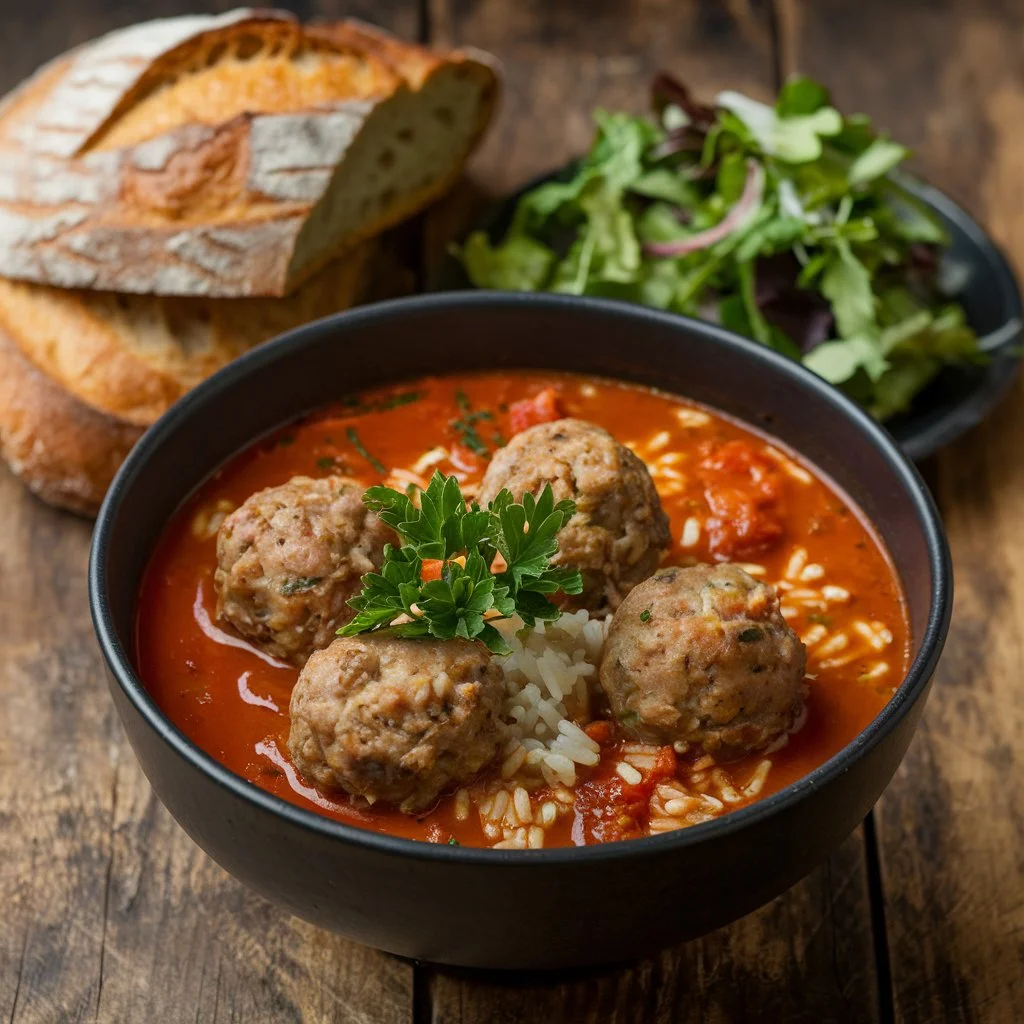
<box><xmin>339</xmin><ymin>472</ymin><xmax>583</xmax><ymax>655</ymax></box>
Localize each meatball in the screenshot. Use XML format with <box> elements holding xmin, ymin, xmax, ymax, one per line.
<box><xmin>600</xmin><ymin>564</ymin><xmax>806</xmax><ymax>756</ymax></box>
<box><xmin>215</xmin><ymin>475</ymin><xmax>394</xmax><ymax>666</ymax></box>
<box><xmin>288</xmin><ymin>635</ymin><xmax>506</xmax><ymax>812</ymax></box>
<box><xmin>478</xmin><ymin>419</ymin><xmax>670</xmax><ymax>611</ymax></box>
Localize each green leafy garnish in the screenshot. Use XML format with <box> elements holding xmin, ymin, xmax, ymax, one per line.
<box><xmin>447</xmin><ymin>836</ymin><xmax>459</xmax><ymax>846</ymax></box>
<box><xmin>316</xmin><ymin>456</ymin><xmax>338</xmax><ymax>471</ymax></box>
<box><xmin>346</xmin><ymin>427</ymin><xmax>386</xmax><ymax>475</ymax></box>
<box><xmin>281</xmin><ymin>577</ymin><xmax>322</xmax><ymax>596</ymax></box>
<box><xmin>339</xmin><ymin>472</ymin><xmax>583</xmax><ymax>655</ymax></box>
<box><xmin>640</xmin><ymin>608</ymin><xmax>652</xmax><ymax>623</ymax></box>
<box><xmin>458</xmin><ymin>73</ymin><xmax>981</xmax><ymax>420</ymax></box>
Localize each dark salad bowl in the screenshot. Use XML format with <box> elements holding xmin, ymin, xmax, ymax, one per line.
<box><xmin>433</xmin><ymin>168</ymin><xmax>1022</xmax><ymax>461</ymax></box>
<box><xmin>89</xmin><ymin>293</ymin><xmax>952</xmax><ymax>969</ymax></box>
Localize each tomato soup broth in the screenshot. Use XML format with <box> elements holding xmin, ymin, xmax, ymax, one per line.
<box><xmin>136</xmin><ymin>372</ymin><xmax>910</xmax><ymax>847</ymax></box>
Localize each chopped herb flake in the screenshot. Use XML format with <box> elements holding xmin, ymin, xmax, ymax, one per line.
<box><xmin>341</xmin><ymin>391</ymin><xmax>422</xmax><ymax>415</ymax></box>
<box><xmin>316</xmin><ymin>456</ymin><xmax>337</xmax><ymax>471</ymax></box>
<box><xmin>808</xmin><ymin>612</ymin><xmax>833</xmax><ymax>626</ymax></box>
<box><xmin>346</xmin><ymin>427</ymin><xmax>387</xmax><ymax>475</ymax></box>
<box><xmin>450</xmin><ymin>392</ymin><xmax>497</xmax><ymax>458</ymax></box>
<box><xmin>281</xmin><ymin>577</ymin><xmax>322</xmax><ymax>596</ymax></box>
<box><xmin>447</xmin><ymin>836</ymin><xmax>459</xmax><ymax>846</ymax></box>
<box><xmin>640</xmin><ymin>608</ymin><xmax>652</xmax><ymax>623</ymax></box>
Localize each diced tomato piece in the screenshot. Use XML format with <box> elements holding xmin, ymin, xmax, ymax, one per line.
<box><xmin>574</xmin><ymin>777</ymin><xmax>647</xmax><ymax>843</ymax></box>
<box><xmin>421</xmin><ymin>559</ymin><xmax>443</xmax><ymax>582</ymax></box>
<box><xmin>509</xmin><ymin>388</ymin><xmax>565</xmax><ymax>435</ymax></box>
<box><xmin>584</xmin><ymin>720</ymin><xmax>615</xmax><ymax>745</ymax></box>
<box><xmin>448</xmin><ymin>442</ymin><xmax>487</xmax><ymax>473</ymax></box>
<box><xmin>648</xmin><ymin>745</ymin><xmax>678</xmax><ymax>783</ymax></box>
<box><xmin>698</xmin><ymin>440</ymin><xmax>785</xmax><ymax>560</ymax></box>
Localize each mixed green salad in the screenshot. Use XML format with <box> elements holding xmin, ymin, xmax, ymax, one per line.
<box><xmin>460</xmin><ymin>75</ymin><xmax>983</xmax><ymax>419</ymax></box>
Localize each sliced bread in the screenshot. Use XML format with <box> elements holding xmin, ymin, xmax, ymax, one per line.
<box><xmin>0</xmin><ymin>240</ymin><xmax>387</xmax><ymax>514</ymax></box>
<box><xmin>0</xmin><ymin>10</ymin><xmax>499</xmax><ymax>297</ymax></box>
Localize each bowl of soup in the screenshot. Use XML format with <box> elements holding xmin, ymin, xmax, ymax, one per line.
<box><xmin>89</xmin><ymin>292</ymin><xmax>951</xmax><ymax>968</ymax></box>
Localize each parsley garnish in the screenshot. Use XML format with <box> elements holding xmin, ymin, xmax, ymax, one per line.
<box><xmin>447</xmin><ymin>836</ymin><xmax>459</xmax><ymax>846</ymax></box>
<box><xmin>640</xmin><ymin>608</ymin><xmax>652</xmax><ymax>623</ymax></box>
<box><xmin>316</xmin><ymin>456</ymin><xmax>337</xmax><ymax>471</ymax></box>
<box><xmin>450</xmin><ymin>391</ymin><xmax>495</xmax><ymax>458</ymax></box>
<box><xmin>338</xmin><ymin>472</ymin><xmax>583</xmax><ymax>655</ymax></box>
<box><xmin>346</xmin><ymin>427</ymin><xmax>386</xmax><ymax>475</ymax></box>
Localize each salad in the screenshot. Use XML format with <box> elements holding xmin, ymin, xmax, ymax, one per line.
<box><xmin>460</xmin><ymin>75</ymin><xmax>983</xmax><ymax>420</ymax></box>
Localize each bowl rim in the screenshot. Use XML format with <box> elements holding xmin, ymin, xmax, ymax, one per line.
<box><xmin>89</xmin><ymin>290</ymin><xmax>953</xmax><ymax>866</ymax></box>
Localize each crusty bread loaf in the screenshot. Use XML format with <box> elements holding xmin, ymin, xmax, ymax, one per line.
<box><xmin>0</xmin><ymin>9</ymin><xmax>499</xmax><ymax>298</ymax></box>
<box><xmin>0</xmin><ymin>241</ymin><xmax>385</xmax><ymax>514</ymax></box>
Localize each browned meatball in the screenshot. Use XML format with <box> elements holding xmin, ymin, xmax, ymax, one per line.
<box><xmin>478</xmin><ymin>419</ymin><xmax>670</xmax><ymax>611</ymax></box>
<box><xmin>600</xmin><ymin>564</ymin><xmax>806</xmax><ymax>757</ymax></box>
<box><xmin>288</xmin><ymin>635</ymin><xmax>506</xmax><ymax>812</ymax></box>
<box><xmin>214</xmin><ymin>475</ymin><xmax>393</xmax><ymax>666</ymax></box>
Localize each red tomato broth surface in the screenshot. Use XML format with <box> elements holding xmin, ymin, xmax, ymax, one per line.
<box><xmin>135</xmin><ymin>371</ymin><xmax>910</xmax><ymax>847</ymax></box>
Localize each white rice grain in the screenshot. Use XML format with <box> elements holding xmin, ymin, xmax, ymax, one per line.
<box><xmin>681</xmin><ymin>517</ymin><xmax>701</xmax><ymax>548</ymax></box>
<box><xmin>784</xmin><ymin>547</ymin><xmax>809</xmax><ymax>580</ymax></box>
<box><xmin>744</xmin><ymin>760</ymin><xmax>772</xmax><ymax>798</ymax></box>
<box><xmin>501</xmin><ymin>745</ymin><xmax>527</xmax><ymax>779</ymax></box>
<box><xmin>513</xmin><ymin>787</ymin><xmax>532</xmax><ymax>824</ymax></box>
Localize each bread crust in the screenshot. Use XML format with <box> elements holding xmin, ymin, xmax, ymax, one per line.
<box><xmin>0</xmin><ymin>10</ymin><xmax>499</xmax><ymax>298</ymax></box>
<box><xmin>0</xmin><ymin>236</ymin><xmax>408</xmax><ymax>514</ymax></box>
<box><xmin>0</xmin><ymin>328</ymin><xmax>143</xmax><ymax>516</ymax></box>
<box><xmin>0</xmin><ymin>241</ymin><xmax>375</xmax><ymax>426</ymax></box>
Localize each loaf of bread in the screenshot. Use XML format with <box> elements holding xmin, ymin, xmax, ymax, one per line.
<box><xmin>0</xmin><ymin>10</ymin><xmax>498</xmax><ymax>513</ymax></box>
<box><xmin>0</xmin><ymin>9</ymin><xmax>499</xmax><ymax>297</ymax></box>
<box><xmin>0</xmin><ymin>242</ymin><xmax>382</xmax><ymax>514</ymax></box>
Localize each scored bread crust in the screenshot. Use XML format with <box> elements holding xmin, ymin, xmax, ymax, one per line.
<box><xmin>0</xmin><ymin>9</ymin><xmax>499</xmax><ymax>298</ymax></box>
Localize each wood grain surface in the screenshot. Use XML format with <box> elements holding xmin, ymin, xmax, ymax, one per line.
<box><xmin>0</xmin><ymin>1</ymin><xmax>1021</xmax><ymax>1022</ymax></box>
<box><xmin>782</xmin><ymin>2</ymin><xmax>1024</xmax><ymax>1021</ymax></box>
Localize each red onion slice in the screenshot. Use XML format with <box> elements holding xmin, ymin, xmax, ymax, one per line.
<box><xmin>642</xmin><ymin>161</ymin><xmax>765</xmax><ymax>257</ymax></box>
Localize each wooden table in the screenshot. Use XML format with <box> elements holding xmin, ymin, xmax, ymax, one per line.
<box><xmin>2</xmin><ymin>2</ymin><xmax>1022</xmax><ymax>1021</ymax></box>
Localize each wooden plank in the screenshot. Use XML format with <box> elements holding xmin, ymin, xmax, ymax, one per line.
<box><xmin>422</xmin><ymin>2</ymin><xmax>882</xmax><ymax>1016</ymax></box>
<box><xmin>780</xmin><ymin>1</ymin><xmax>1024</xmax><ymax>1020</ymax></box>
<box><xmin>0</xmin><ymin>2</ymin><xmax>421</xmax><ymax>1022</ymax></box>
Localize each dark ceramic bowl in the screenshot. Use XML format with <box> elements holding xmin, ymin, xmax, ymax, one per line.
<box><xmin>89</xmin><ymin>293</ymin><xmax>952</xmax><ymax>969</ymax></box>
<box><xmin>431</xmin><ymin>167</ymin><xmax>1023</xmax><ymax>461</ymax></box>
